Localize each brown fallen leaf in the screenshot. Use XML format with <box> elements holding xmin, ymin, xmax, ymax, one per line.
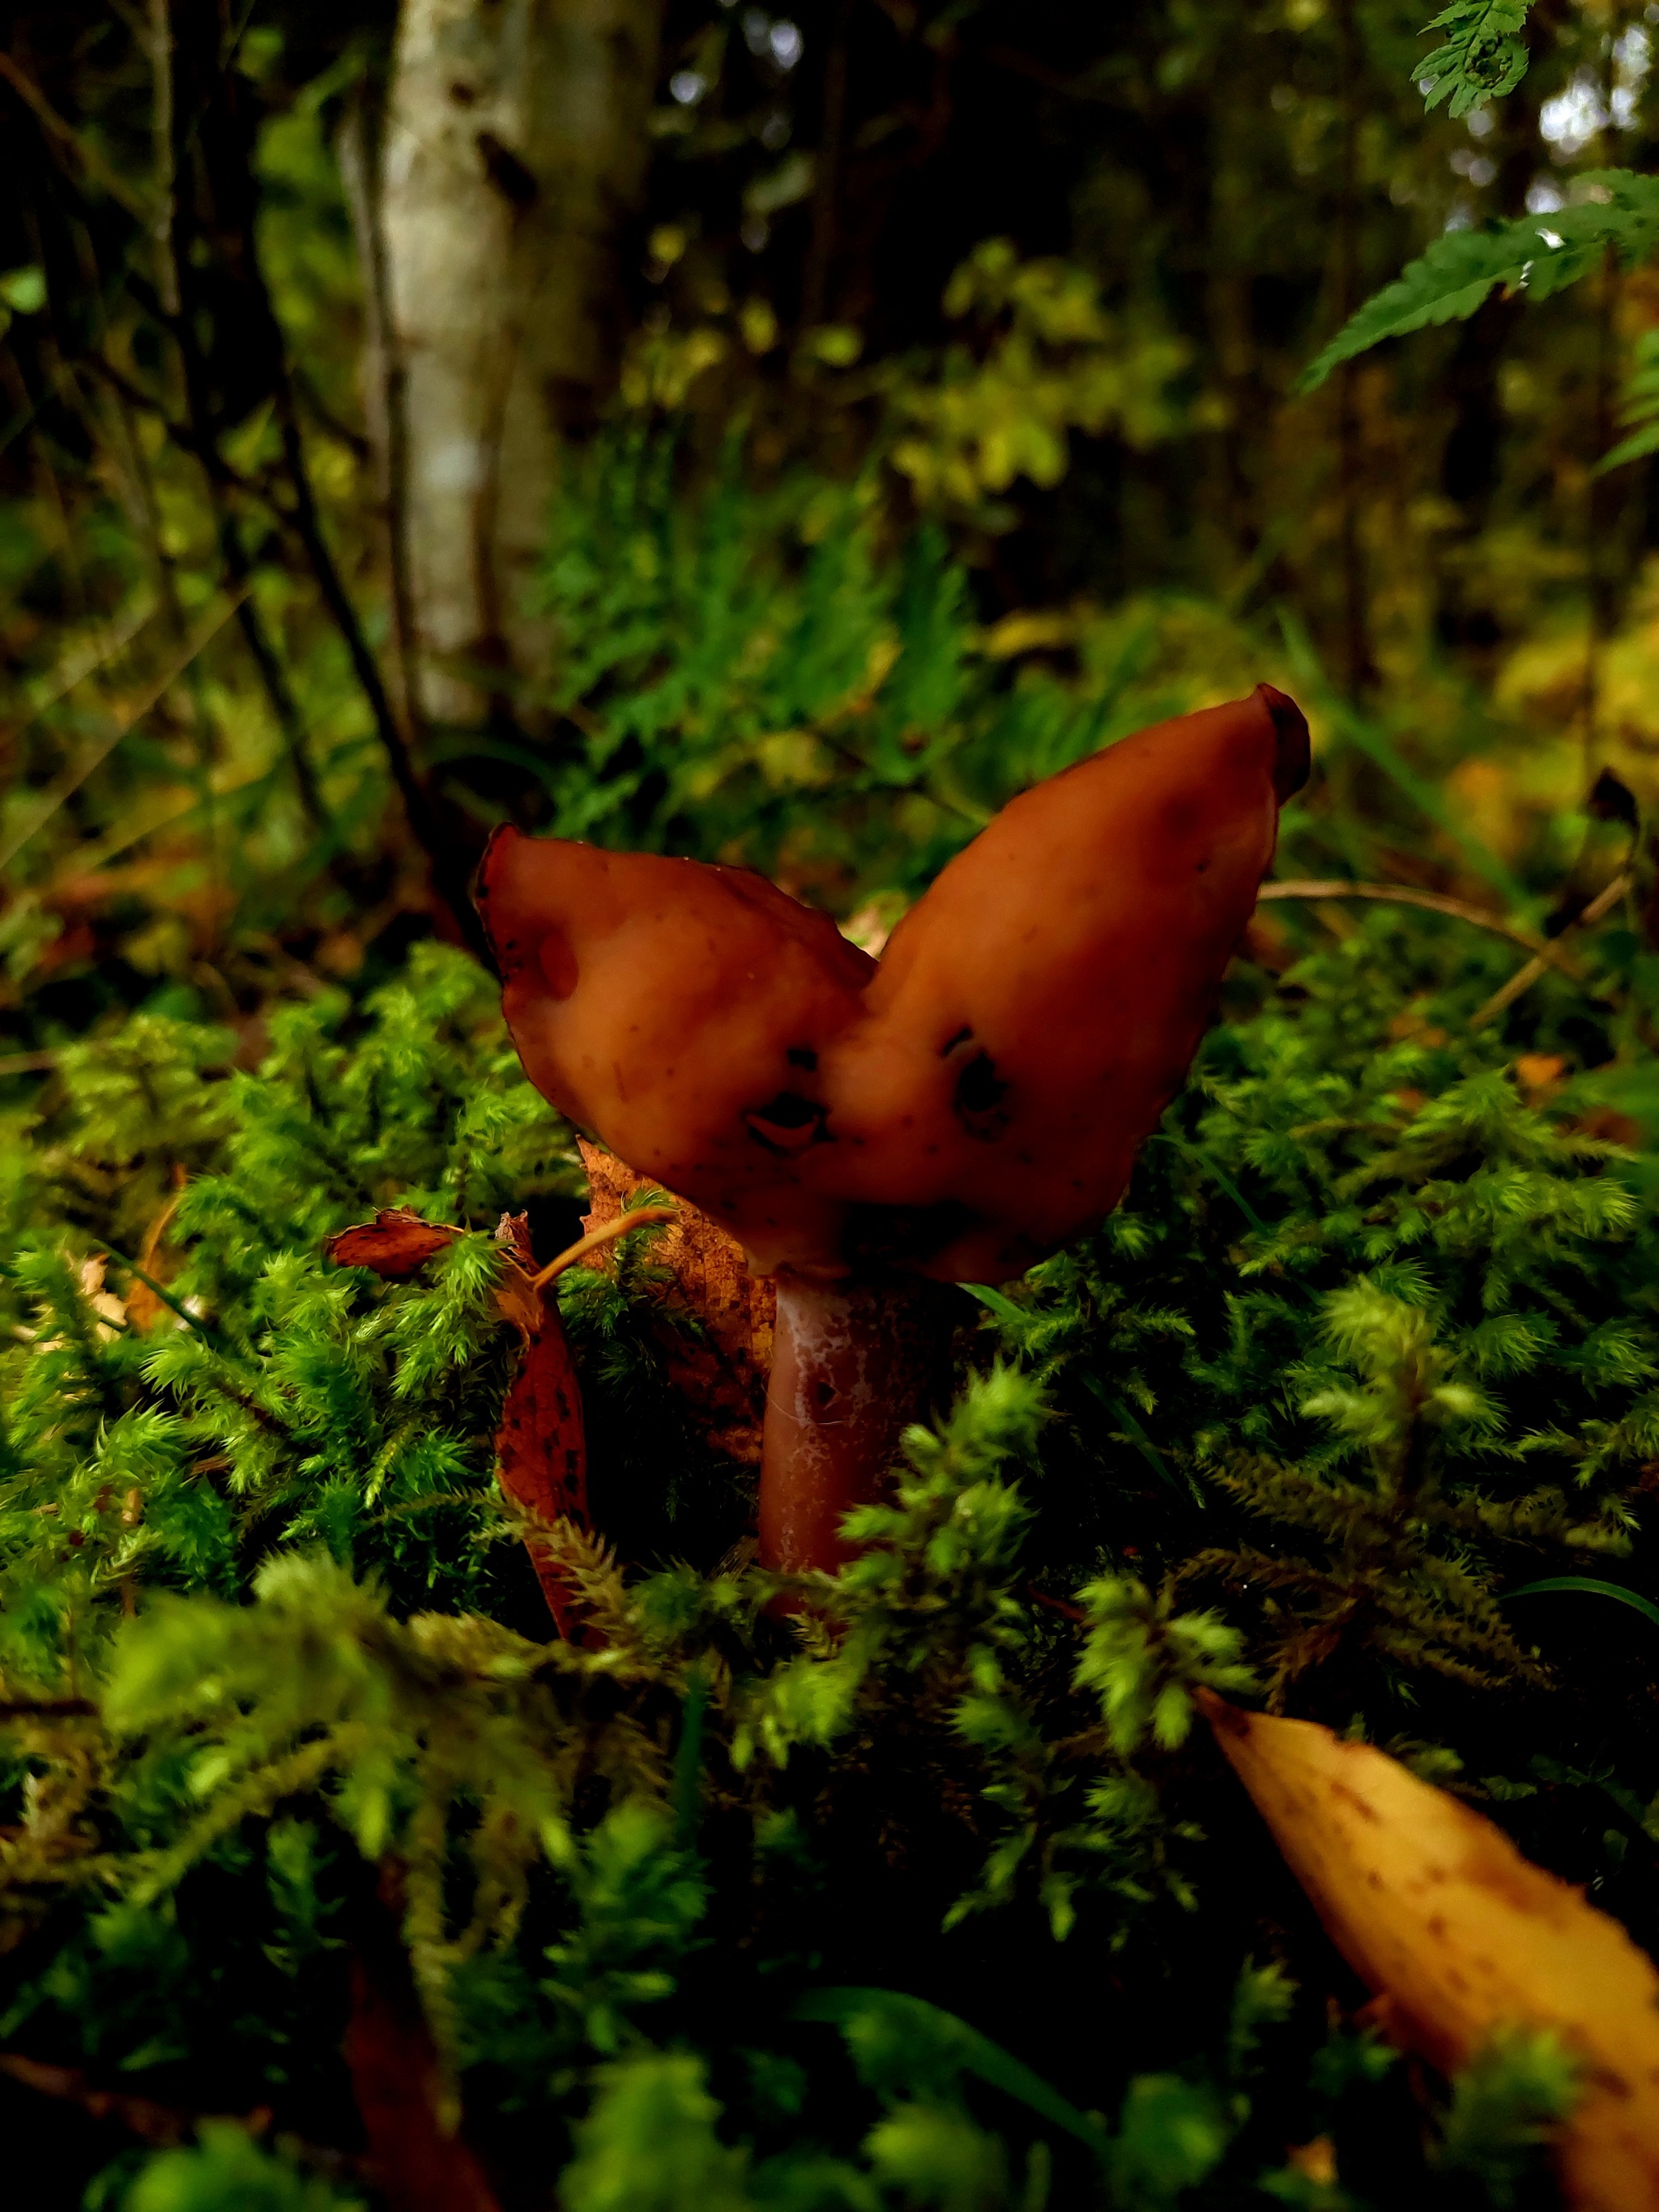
<box><xmin>324</xmin><ymin>1208</ymin><xmax>590</xmax><ymax>1636</ymax></box>
<box><xmin>1201</xmin><ymin>1692</ymin><xmax>1659</xmax><ymax>2212</ymax></box>
<box><xmin>495</xmin><ymin>1311</ymin><xmax>588</xmax><ymax>1640</ymax></box>
<box><xmin>324</xmin><ymin>1208</ymin><xmax>467</xmax><ymax>1278</ymax></box>
<box><xmin>345</xmin><ymin>1946</ymin><xmax>501</xmax><ymax>2212</ymax></box>
<box><xmin>126</xmin><ymin>1170</ymin><xmax>186</xmax><ymax>1335</ymax></box>
<box><xmin>579</xmin><ymin>1139</ymin><xmax>775</xmax><ymax>1464</ymax></box>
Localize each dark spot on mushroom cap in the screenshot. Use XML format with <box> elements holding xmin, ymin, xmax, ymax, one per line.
<box><xmin>953</xmin><ymin>1051</ymin><xmax>1011</xmax><ymax>1141</ymax></box>
<box><xmin>787</xmin><ymin>1046</ymin><xmax>818</xmax><ymax>1070</ymax></box>
<box><xmin>744</xmin><ymin>1092</ymin><xmax>830</xmax><ymax>1155</ymax></box>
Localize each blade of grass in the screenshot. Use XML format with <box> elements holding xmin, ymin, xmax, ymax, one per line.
<box><xmin>1084</xmin><ymin>1374</ymin><xmax>1204</xmax><ymax>1507</ymax></box>
<box><xmin>1277</xmin><ymin>611</ymin><xmax>1532</xmax><ymax>912</ymax></box>
<box><xmin>0</xmin><ymin>590</ymin><xmax>247</xmax><ymax>873</ymax></box>
<box><xmin>792</xmin><ymin>1986</ymin><xmax>1110</xmax><ymax>2160</ymax></box>
<box><xmin>1507</xmin><ymin>1578</ymin><xmax>1659</xmax><ymax>1632</ymax></box>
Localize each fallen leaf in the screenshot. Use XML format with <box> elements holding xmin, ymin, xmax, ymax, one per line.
<box><xmin>579</xmin><ymin>1140</ymin><xmax>774</xmax><ymax>1463</ymax></box>
<box><xmin>495</xmin><ymin>1311</ymin><xmax>589</xmax><ymax>1639</ymax></box>
<box><xmin>1515</xmin><ymin>1052</ymin><xmax>1567</xmax><ymax>1105</ymax></box>
<box><xmin>126</xmin><ymin>1180</ymin><xmax>183</xmax><ymax>1335</ymax></box>
<box><xmin>324</xmin><ymin>1209</ymin><xmax>467</xmax><ymax>1278</ymax></box>
<box><xmin>345</xmin><ymin>1945</ymin><xmax>501</xmax><ymax>2212</ymax></box>
<box><xmin>1284</xmin><ymin>2137</ymin><xmax>1337</xmax><ymax>2184</ymax></box>
<box><xmin>323</xmin><ymin>1209</ymin><xmax>589</xmax><ymax>1634</ymax></box>
<box><xmin>1569</xmin><ymin>1106</ymin><xmax>1644</xmax><ymax>1149</ymax></box>
<box><xmin>1201</xmin><ymin>1693</ymin><xmax>1659</xmax><ymax>2212</ymax></box>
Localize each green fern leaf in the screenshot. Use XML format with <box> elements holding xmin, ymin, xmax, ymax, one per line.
<box><xmin>1299</xmin><ymin>173</ymin><xmax>1659</xmax><ymax>392</ymax></box>
<box><xmin>1414</xmin><ymin>2</ymin><xmax>1533</xmax><ymax>119</ymax></box>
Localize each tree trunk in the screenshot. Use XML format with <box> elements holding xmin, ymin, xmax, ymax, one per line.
<box><xmin>373</xmin><ymin>0</ymin><xmax>663</xmax><ymax>733</ymax></box>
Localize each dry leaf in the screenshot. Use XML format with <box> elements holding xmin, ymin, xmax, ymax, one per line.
<box><xmin>323</xmin><ymin>1208</ymin><xmax>467</xmax><ymax>1277</ymax></box>
<box><xmin>579</xmin><ymin>1139</ymin><xmax>774</xmax><ymax>1463</ymax></box>
<box><xmin>345</xmin><ymin>1948</ymin><xmax>501</xmax><ymax>2212</ymax></box>
<box><xmin>126</xmin><ymin>1183</ymin><xmax>183</xmax><ymax>1335</ymax></box>
<box><xmin>495</xmin><ymin>1315</ymin><xmax>588</xmax><ymax>1639</ymax></box>
<box><xmin>1515</xmin><ymin>1052</ymin><xmax>1567</xmax><ymax>1106</ymax></box>
<box><xmin>322</xmin><ymin>1208</ymin><xmax>590</xmax><ymax>1634</ymax></box>
<box><xmin>1202</xmin><ymin>1694</ymin><xmax>1659</xmax><ymax>2211</ymax></box>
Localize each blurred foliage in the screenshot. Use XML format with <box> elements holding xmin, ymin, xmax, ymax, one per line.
<box><xmin>5</xmin><ymin>0</ymin><xmax>1659</xmax><ymax>2207</ymax></box>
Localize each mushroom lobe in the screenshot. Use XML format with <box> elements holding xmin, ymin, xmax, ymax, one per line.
<box><xmin>808</xmin><ymin>684</ymin><xmax>1307</xmax><ymax>1281</ymax></box>
<box><xmin>477</xmin><ymin>684</ymin><xmax>1306</xmax><ymax>1287</ymax></box>
<box><xmin>475</xmin><ymin>829</ymin><xmax>873</xmax><ymax>1271</ymax></box>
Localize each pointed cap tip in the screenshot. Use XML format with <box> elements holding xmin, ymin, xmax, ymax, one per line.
<box><xmin>1256</xmin><ymin>684</ymin><xmax>1311</xmax><ymax>802</ymax></box>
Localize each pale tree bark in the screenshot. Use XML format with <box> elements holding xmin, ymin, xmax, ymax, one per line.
<box><xmin>369</xmin><ymin>0</ymin><xmax>664</xmax><ymax>733</ymax></box>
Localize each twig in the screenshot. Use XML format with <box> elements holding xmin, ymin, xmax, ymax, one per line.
<box><xmin>1469</xmin><ymin>871</ymin><xmax>1634</xmax><ymax>1031</ymax></box>
<box><xmin>81</xmin><ymin>351</ymin><xmax>267</xmax><ymax>503</ymax></box>
<box><xmin>0</xmin><ymin>53</ymin><xmax>154</xmax><ymax>223</ymax></box>
<box><xmin>0</xmin><ymin>1698</ymin><xmax>98</xmax><ymax>1718</ymax></box>
<box><xmin>267</xmin><ymin>377</ymin><xmax>463</xmax><ymax>910</ymax></box>
<box><xmin>0</xmin><ymin>2052</ymin><xmax>340</xmax><ymax>2167</ymax></box>
<box><xmin>144</xmin><ymin>0</ymin><xmax>181</xmax><ymax>317</ymax></box>
<box><xmin>337</xmin><ymin>94</ymin><xmax>424</xmax><ymax>744</ymax></box>
<box><xmin>528</xmin><ymin>1206</ymin><xmax>679</xmax><ymax>1292</ymax></box>
<box><xmin>212</xmin><ymin>508</ymin><xmax>334</xmax><ymax>835</ymax></box>
<box><xmin>1257</xmin><ymin>880</ymin><xmax>1572</xmax><ymax>968</ymax></box>
<box><xmin>0</xmin><ymin>596</ymin><xmax>156</xmax><ymax>748</ymax></box>
<box><xmin>0</xmin><ymin>1053</ymin><xmax>59</xmax><ymax>1077</ymax></box>
<box><xmin>0</xmin><ymin>590</ymin><xmax>246</xmax><ymax>872</ymax></box>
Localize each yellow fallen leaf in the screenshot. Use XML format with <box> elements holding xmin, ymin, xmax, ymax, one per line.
<box><xmin>1201</xmin><ymin>1693</ymin><xmax>1659</xmax><ymax>2212</ymax></box>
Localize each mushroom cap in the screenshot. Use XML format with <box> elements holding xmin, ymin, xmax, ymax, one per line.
<box><xmin>478</xmin><ymin>684</ymin><xmax>1307</xmax><ymax>1283</ymax></box>
<box><xmin>808</xmin><ymin>683</ymin><xmax>1307</xmax><ymax>1280</ymax></box>
<box><xmin>475</xmin><ymin>833</ymin><xmax>873</xmax><ymax>1268</ymax></box>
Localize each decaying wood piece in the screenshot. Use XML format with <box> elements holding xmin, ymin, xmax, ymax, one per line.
<box><xmin>1202</xmin><ymin>1693</ymin><xmax>1659</xmax><ymax>2211</ymax></box>
<box><xmin>578</xmin><ymin>1140</ymin><xmax>775</xmax><ymax>1465</ymax></box>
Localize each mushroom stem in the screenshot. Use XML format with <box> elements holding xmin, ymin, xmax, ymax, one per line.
<box><xmin>758</xmin><ymin>1277</ymin><xmax>951</xmax><ymax>1578</ymax></box>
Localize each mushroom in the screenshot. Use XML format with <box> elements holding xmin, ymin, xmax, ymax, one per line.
<box><xmin>477</xmin><ymin>684</ymin><xmax>1308</xmax><ymax>1579</ymax></box>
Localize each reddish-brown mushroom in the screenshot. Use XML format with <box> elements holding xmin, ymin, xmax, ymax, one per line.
<box><xmin>475</xmin><ymin>837</ymin><xmax>875</xmax><ymax>1277</ymax></box>
<box><xmin>478</xmin><ymin>684</ymin><xmax>1308</xmax><ymax>1579</ymax></box>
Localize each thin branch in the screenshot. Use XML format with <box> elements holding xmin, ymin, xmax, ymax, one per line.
<box><xmin>214</xmin><ymin>507</ymin><xmax>334</xmax><ymax>834</ymax></box>
<box><xmin>0</xmin><ymin>590</ymin><xmax>246</xmax><ymax>873</ymax></box>
<box><xmin>267</xmin><ymin>377</ymin><xmax>463</xmax><ymax>901</ymax></box>
<box><xmin>336</xmin><ymin>95</ymin><xmax>423</xmax><ymax>741</ymax></box>
<box><xmin>1469</xmin><ymin>871</ymin><xmax>1634</xmax><ymax>1031</ymax></box>
<box><xmin>1257</xmin><ymin>880</ymin><xmax>1573</xmax><ymax>967</ymax></box>
<box><xmin>0</xmin><ymin>595</ymin><xmax>156</xmax><ymax>748</ymax></box>
<box><xmin>0</xmin><ymin>52</ymin><xmax>154</xmax><ymax>223</ymax></box>
<box><xmin>0</xmin><ymin>2052</ymin><xmax>362</xmax><ymax>2180</ymax></box>
<box><xmin>80</xmin><ymin>349</ymin><xmax>267</xmax><ymax>502</ymax></box>
<box><xmin>82</xmin><ymin>355</ymin><xmax>337</xmax><ymax>837</ymax></box>
<box><xmin>145</xmin><ymin>0</ymin><xmax>181</xmax><ymax>317</ymax></box>
<box><xmin>528</xmin><ymin>1206</ymin><xmax>680</xmax><ymax>1292</ymax></box>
